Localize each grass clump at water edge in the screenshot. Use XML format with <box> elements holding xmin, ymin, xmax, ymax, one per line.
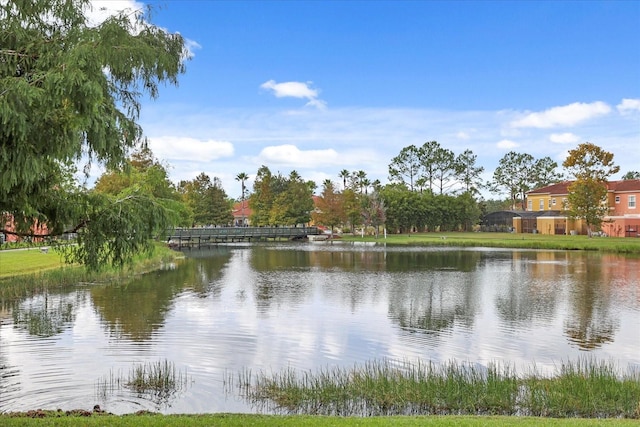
<box><xmin>96</xmin><ymin>359</ymin><xmax>190</xmax><ymax>405</ymax></box>
<box><xmin>234</xmin><ymin>358</ymin><xmax>640</xmax><ymax>418</ymax></box>
<box><xmin>523</xmin><ymin>358</ymin><xmax>640</xmax><ymax>418</ymax></box>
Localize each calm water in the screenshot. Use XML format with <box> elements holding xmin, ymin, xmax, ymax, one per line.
<box><xmin>1</xmin><ymin>242</ymin><xmax>639</xmax><ymax>414</ymax></box>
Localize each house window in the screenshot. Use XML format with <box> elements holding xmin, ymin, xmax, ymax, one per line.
<box><xmin>630</xmin><ymin>195</ymin><xmax>636</xmax><ymax>209</ymax></box>
<box><xmin>548</xmin><ymin>199</ymin><xmax>552</xmax><ymax>208</ymax></box>
<box><xmin>539</xmin><ymin>199</ymin><xmax>544</xmax><ymax>210</ymax></box>
<box><xmin>615</xmin><ymin>196</ymin><xmax>620</xmax><ymax>204</ymax></box>
<box><xmin>552</xmin><ymin>198</ymin><xmax>556</xmax><ymax>206</ymax></box>
<box><xmin>528</xmin><ymin>200</ymin><xmax>532</xmax><ymax>211</ymax></box>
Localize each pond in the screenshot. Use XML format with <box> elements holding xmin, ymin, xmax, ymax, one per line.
<box><xmin>1</xmin><ymin>242</ymin><xmax>639</xmax><ymax>414</ymax></box>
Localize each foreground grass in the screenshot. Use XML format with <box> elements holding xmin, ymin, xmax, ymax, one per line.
<box><xmin>343</xmin><ymin>232</ymin><xmax>640</xmax><ymax>254</ymax></box>
<box><xmin>0</xmin><ymin>243</ymin><xmax>181</xmax><ymax>300</ymax></box>
<box><xmin>237</xmin><ymin>359</ymin><xmax>640</xmax><ymax>419</ymax></box>
<box><xmin>1</xmin><ymin>413</ymin><xmax>639</xmax><ymax>426</ymax></box>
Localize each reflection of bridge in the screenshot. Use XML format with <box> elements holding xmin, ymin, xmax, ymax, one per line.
<box><xmin>167</xmin><ymin>226</ymin><xmax>321</xmax><ymax>247</ymax></box>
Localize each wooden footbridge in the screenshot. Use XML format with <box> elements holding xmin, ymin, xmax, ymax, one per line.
<box><xmin>166</xmin><ymin>226</ymin><xmax>321</xmax><ymax>248</ymax></box>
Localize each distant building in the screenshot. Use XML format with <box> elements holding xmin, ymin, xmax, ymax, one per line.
<box><xmin>1</xmin><ymin>214</ymin><xmax>50</xmax><ymax>243</ymax></box>
<box><xmin>231</xmin><ymin>201</ymin><xmax>252</xmax><ymax>226</ymax></box>
<box><xmin>483</xmin><ymin>179</ymin><xmax>640</xmax><ymax>237</ymax></box>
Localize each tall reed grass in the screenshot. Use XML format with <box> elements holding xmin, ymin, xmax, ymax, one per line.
<box><xmin>96</xmin><ymin>359</ymin><xmax>189</xmax><ymax>405</ymax></box>
<box><xmin>236</xmin><ymin>358</ymin><xmax>640</xmax><ymax>418</ymax></box>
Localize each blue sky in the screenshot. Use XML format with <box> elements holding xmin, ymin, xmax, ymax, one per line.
<box><xmin>91</xmin><ymin>1</ymin><xmax>639</xmax><ymax>199</ymax></box>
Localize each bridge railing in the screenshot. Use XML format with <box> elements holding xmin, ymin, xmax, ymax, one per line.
<box><xmin>166</xmin><ymin>226</ymin><xmax>320</xmax><ymax>243</ymax></box>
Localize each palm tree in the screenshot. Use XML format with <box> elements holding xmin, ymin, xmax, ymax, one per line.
<box><xmin>235</xmin><ymin>172</ymin><xmax>249</xmax><ymax>200</ymax></box>
<box><xmin>355</xmin><ymin>170</ymin><xmax>367</xmax><ymax>194</ymax></box>
<box><xmin>361</xmin><ymin>178</ymin><xmax>371</xmax><ymax>195</ymax></box>
<box><xmin>371</xmin><ymin>179</ymin><xmax>382</xmax><ymax>193</ymax></box>
<box><xmin>339</xmin><ymin>169</ymin><xmax>350</xmax><ymax>190</ymax></box>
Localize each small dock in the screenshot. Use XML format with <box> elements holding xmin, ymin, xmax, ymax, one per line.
<box><xmin>166</xmin><ymin>226</ymin><xmax>321</xmax><ymax>248</ymax></box>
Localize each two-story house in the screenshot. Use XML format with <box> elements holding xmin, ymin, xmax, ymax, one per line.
<box><xmin>522</xmin><ymin>179</ymin><xmax>640</xmax><ymax>237</ymax></box>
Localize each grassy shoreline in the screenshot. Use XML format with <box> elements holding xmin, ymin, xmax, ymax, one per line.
<box><xmin>342</xmin><ymin>231</ymin><xmax>640</xmax><ymax>254</ymax></box>
<box><xmin>0</xmin><ymin>242</ymin><xmax>181</xmax><ymax>300</ymax></box>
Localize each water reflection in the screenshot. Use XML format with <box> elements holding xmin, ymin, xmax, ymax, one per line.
<box><xmin>494</xmin><ymin>251</ymin><xmax>563</xmax><ymax>327</ymax></box>
<box><xmin>565</xmin><ymin>253</ymin><xmax>618</xmax><ymax>350</ymax></box>
<box><xmin>90</xmin><ymin>249</ymin><xmax>232</xmax><ymax>341</ymax></box>
<box><xmin>0</xmin><ymin>244</ymin><xmax>638</xmax><ymax>414</ymax></box>
<box><xmin>388</xmin><ymin>272</ymin><xmax>479</xmax><ymax>337</ymax></box>
<box><xmin>12</xmin><ymin>293</ymin><xmax>82</xmax><ymax>338</ymax></box>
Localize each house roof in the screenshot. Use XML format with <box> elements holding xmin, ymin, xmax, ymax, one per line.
<box><xmin>232</xmin><ymin>200</ymin><xmax>252</xmax><ymax>218</ymax></box>
<box><xmin>609</xmin><ymin>179</ymin><xmax>640</xmax><ymax>192</ymax></box>
<box><xmin>527</xmin><ymin>179</ymin><xmax>640</xmax><ymax>195</ymax></box>
<box><xmin>526</xmin><ymin>181</ymin><xmax>571</xmax><ymax>196</ymax></box>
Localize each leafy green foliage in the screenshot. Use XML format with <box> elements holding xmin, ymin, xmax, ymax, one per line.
<box><xmin>269</xmin><ymin>171</ymin><xmax>314</xmax><ymax>226</ymax></box>
<box><xmin>250</xmin><ymin>166</ymin><xmax>276</xmax><ymax>226</ymax></box>
<box><xmin>491</xmin><ymin>152</ymin><xmax>563</xmax><ymax>210</ymax></box>
<box><xmin>379</xmin><ymin>184</ymin><xmax>481</xmax><ymax>233</ymax></box>
<box><xmin>178</xmin><ymin>173</ymin><xmax>231</xmax><ymax>226</ymax></box>
<box><xmin>563</xmin><ymin>143</ymin><xmax>620</xmax><ymax>236</ymax></box>
<box><xmin>59</xmin><ymin>192</ymin><xmax>170</xmax><ymax>270</ymax></box>
<box><xmin>388</xmin><ymin>144</ymin><xmax>422</xmax><ymax>191</ymax></box>
<box><xmin>249</xmin><ymin>167</ymin><xmax>313</xmax><ymax>226</ymax></box>
<box><xmin>455</xmin><ymin>149</ymin><xmax>485</xmax><ymax>195</ymax></box>
<box><xmin>622</xmin><ymin>171</ymin><xmax>640</xmax><ymax>180</ymax></box>
<box><xmin>563</xmin><ymin>142</ymin><xmax>620</xmax><ymax>182</ymax></box>
<box><xmin>0</xmin><ymin>0</ymin><xmax>187</xmax><ymax>268</ymax></box>
<box><xmin>312</xmin><ymin>180</ymin><xmax>345</xmax><ymax>233</ymax></box>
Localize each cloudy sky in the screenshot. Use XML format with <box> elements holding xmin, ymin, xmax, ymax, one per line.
<box><xmin>91</xmin><ymin>1</ymin><xmax>639</xmax><ymax>199</ymax></box>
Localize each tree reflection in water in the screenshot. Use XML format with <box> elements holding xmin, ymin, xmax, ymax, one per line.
<box><xmin>90</xmin><ymin>250</ymin><xmax>232</xmax><ymax>342</ymax></box>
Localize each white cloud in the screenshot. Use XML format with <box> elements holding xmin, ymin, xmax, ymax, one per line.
<box><xmin>510</xmin><ymin>101</ymin><xmax>611</xmax><ymax>128</ymax></box>
<box><xmin>260</xmin><ymin>80</ymin><xmax>327</xmax><ymax>109</ymax></box>
<box><xmin>456</xmin><ymin>131</ymin><xmax>471</xmax><ymax>140</ymax></box>
<box><xmin>496</xmin><ymin>139</ymin><xmax>519</xmax><ymax>149</ymax></box>
<box><xmin>258</xmin><ymin>144</ymin><xmax>340</xmax><ymax>167</ymax></box>
<box><xmin>617</xmin><ymin>98</ymin><xmax>640</xmax><ymax>115</ymax></box>
<box><xmin>549</xmin><ymin>132</ymin><xmax>580</xmax><ymax>144</ymax></box>
<box><xmin>149</xmin><ymin>136</ymin><xmax>234</xmax><ymax>162</ymax></box>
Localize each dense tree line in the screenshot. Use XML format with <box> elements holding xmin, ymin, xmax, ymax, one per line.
<box><xmin>249</xmin><ymin>167</ymin><xmax>315</xmax><ymax>226</ymax></box>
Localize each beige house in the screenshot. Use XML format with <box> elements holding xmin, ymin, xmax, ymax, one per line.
<box><xmin>522</xmin><ymin>179</ymin><xmax>640</xmax><ymax>237</ymax></box>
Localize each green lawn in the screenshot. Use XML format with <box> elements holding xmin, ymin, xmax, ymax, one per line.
<box><xmin>342</xmin><ymin>231</ymin><xmax>640</xmax><ymax>254</ymax></box>
<box><xmin>1</xmin><ymin>414</ymin><xmax>638</xmax><ymax>426</ymax></box>
<box><xmin>0</xmin><ymin>248</ymin><xmax>70</xmax><ymax>278</ymax></box>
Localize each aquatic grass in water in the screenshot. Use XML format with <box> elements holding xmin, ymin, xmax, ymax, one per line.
<box><xmin>523</xmin><ymin>358</ymin><xmax>640</xmax><ymax>418</ymax></box>
<box><xmin>96</xmin><ymin>359</ymin><xmax>190</xmax><ymax>406</ymax></box>
<box><xmin>237</xmin><ymin>359</ymin><xmax>640</xmax><ymax>418</ymax></box>
<box><xmin>239</xmin><ymin>360</ymin><xmax>520</xmax><ymax>416</ymax></box>
<box><xmin>126</xmin><ymin>359</ymin><xmax>187</xmax><ymax>397</ymax></box>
